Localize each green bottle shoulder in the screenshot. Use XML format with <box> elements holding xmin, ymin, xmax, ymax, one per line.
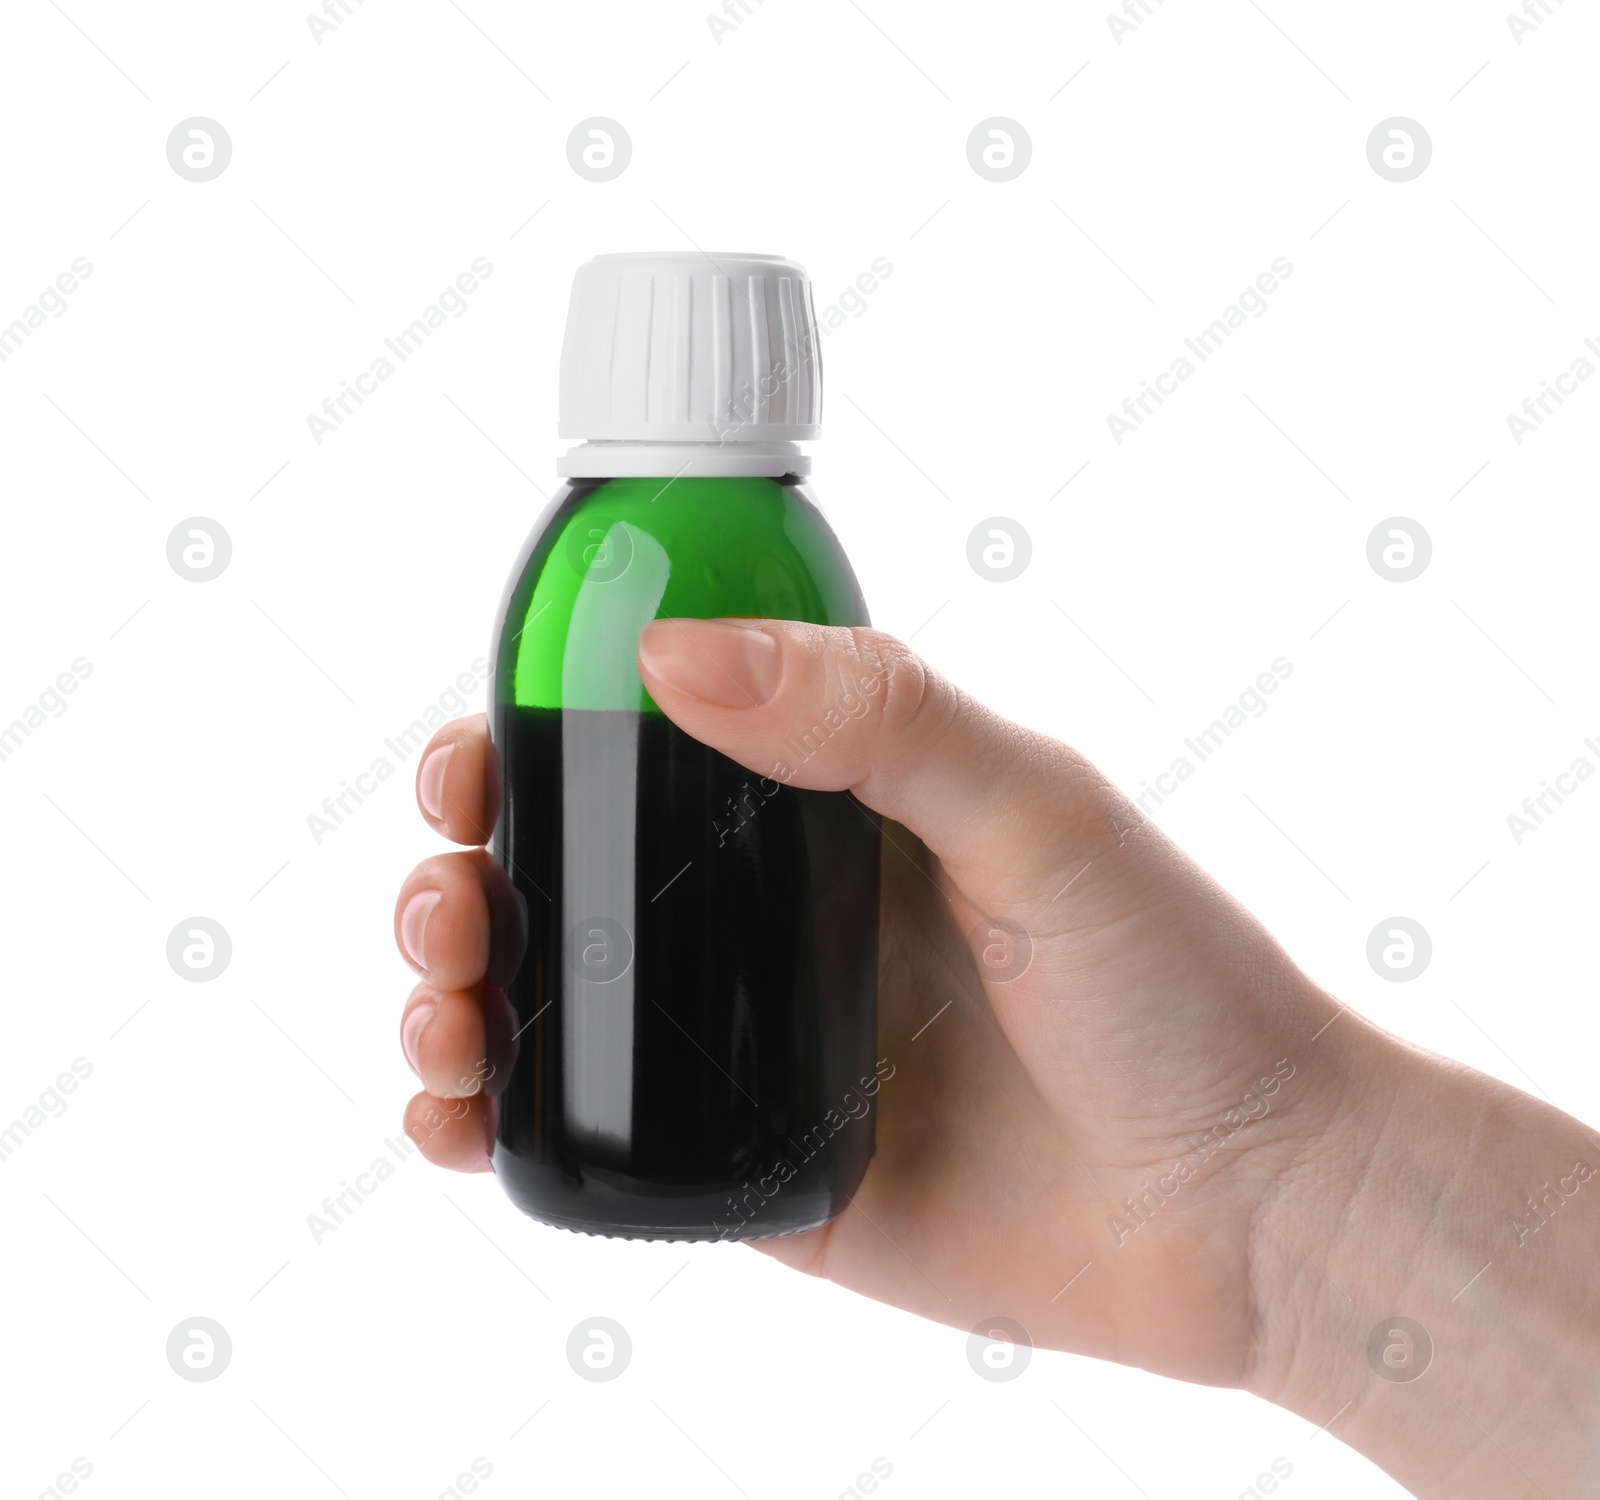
<box><xmin>494</xmin><ymin>475</ymin><xmax>868</xmax><ymax>711</ymax></box>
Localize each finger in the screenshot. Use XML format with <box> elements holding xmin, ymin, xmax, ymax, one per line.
<box><xmin>416</xmin><ymin>714</ymin><xmax>500</xmax><ymax>846</ymax></box>
<box><xmin>403</xmin><ymin>1090</ymin><xmax>494</xmax><ymax>1172</ymax></box>
<box><xmin>637</xmin><ymin>619</ymin><xmax>1129</xmax><ymax>910</ymax></box>
<box><xmin>394</xmin><ymin>848</ymin><xmax>526</xmax><ymax>992</ymax></box>
<box><xmin>400</xmin><ymin>981</ymin><xmax>518</xmax><ymax>1098</ymax></box>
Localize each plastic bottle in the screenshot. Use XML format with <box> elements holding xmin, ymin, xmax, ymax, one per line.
<box><xmin>488</xmin><ymin>252</ymin><xmax>881</xmax><ymax>1240</ymax></box>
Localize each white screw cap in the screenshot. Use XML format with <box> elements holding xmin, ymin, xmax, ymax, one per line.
<box><xmin>558</xmin><ymin>252</ymin><xmax>823</xmax><ymax>444</ymax></box>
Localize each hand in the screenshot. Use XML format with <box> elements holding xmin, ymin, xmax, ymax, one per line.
<box><xmin>393</xmin><ymin>620</ymin><xmax>1600</xmax><ymax>1498</ymax></box>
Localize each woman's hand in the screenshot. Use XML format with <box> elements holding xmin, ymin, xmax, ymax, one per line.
<box><xmin>394</xmin><ymin>620</ymin><xmax>1600</xmax><ymax>1498</ymax></box>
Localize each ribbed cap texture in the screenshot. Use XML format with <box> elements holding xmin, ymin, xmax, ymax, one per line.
<box><xmin>558</xmin><ymin>252</ymin><xmax>822</xmax><ymax>442</ymax></box>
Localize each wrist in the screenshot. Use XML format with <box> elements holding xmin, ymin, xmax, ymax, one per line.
<box><xmin>1244</xmin><ymin>1006</ymin><xmax>1600</xmax><ymax>1496</ymax></box>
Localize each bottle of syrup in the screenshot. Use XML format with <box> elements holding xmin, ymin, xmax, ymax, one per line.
<box><xmin>489</xmin><ymin>252</ymin><xmax>881</xmax><ymax>1240</ymax></box>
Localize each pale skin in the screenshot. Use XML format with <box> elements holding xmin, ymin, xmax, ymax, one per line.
<box><xmin>393</xmin><ymin>619</ymin><xmax>1600</xmax><ymax>1498</ymax></box>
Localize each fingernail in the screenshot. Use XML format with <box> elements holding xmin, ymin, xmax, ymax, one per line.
<box><xmin>400</xmin><ymin>889</ymin><xmax>442</xmax><ymax>974</ymax></box>
<box><xmin>638</xmin><ymin>619</ymin><xmax>783</xmax><ymax>709</ymax></box>
<box><xmin>418</xmin><ymin>743</ymin><xmax>453</xmax><ymax>822</ymax></box>
<box><xmin>401</xmin><ymin>997</ymin><xmax>438</xmax><ymax>1079</ymax></box>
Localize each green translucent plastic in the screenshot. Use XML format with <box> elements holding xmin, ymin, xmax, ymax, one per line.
<box><xmin>495</xmin><ymin>474</ymin><xmax>867</xmax><ymax>710</ymax></box>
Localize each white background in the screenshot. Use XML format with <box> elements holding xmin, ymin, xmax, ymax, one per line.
<box><xmin>3</xmin><ymin>1</ymin><xmax>1598</xmax><ymax>1496</ymax></box>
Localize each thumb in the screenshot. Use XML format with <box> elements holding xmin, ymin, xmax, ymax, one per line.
<box><xmin>636</xmin><ymin>618</ymin><xmax>1131</xmax><ymax>909</ymax></box>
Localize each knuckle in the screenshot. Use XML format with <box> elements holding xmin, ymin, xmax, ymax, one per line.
<box><xmin>847</xmin><ymin>629</ymin><xmax>954</xmax><ymax>745</ymax></box>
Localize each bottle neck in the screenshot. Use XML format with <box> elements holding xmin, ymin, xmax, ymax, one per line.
<box><xmin>557</xmin><ymin>440</ymin><xmax>809</xmax><ymax>480</ymax></box>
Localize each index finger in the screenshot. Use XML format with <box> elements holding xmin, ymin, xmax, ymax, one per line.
<box><xmin>415</xmin><ymin>714</ymin><xmax>500</xmax><ymax>846</ymax></box>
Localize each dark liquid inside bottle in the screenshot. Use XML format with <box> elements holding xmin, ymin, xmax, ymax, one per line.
<box><xmin>492</xmin><ymin>704</ymin><xmax>881</xmax><ymax>1240</ymax></box>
